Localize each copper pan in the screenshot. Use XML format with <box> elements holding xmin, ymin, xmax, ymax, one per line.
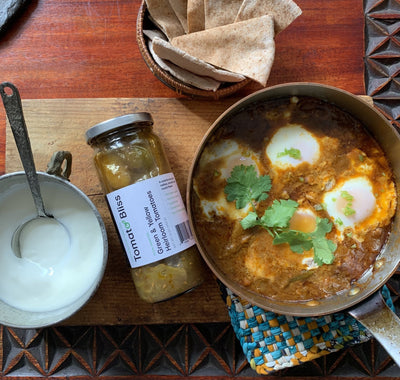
<box><xmin>187</xmin><ymin>83</ymin><xmax>400</xmax><ymax>365</ymax></box>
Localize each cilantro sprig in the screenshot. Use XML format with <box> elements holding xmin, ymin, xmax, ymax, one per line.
<box><xmin>224</xmin><ymin>165</ymin><xmax>271</xmax><ymax>209</ymax></box>
<box><xmin>224</xmin><ymin>165</ymin><xmax>336</xmax><ymax>266</ymax></box>
<box><xmin>273</xmin><ymin>217</ymin><xmax>337</xmax><ymax>265</ymax></box>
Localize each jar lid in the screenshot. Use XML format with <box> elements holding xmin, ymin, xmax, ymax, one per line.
<box><xmin>85</xmin><ymin>113</ymin><xmax>153</xmax><ymax>144</ymax></box>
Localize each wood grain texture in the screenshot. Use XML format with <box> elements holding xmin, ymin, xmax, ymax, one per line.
<box><xmin>0</xmin><ymin>0</ymin><xmax>364</xmax><ymax>98</ymax></box>
<box><xmin>0</xmin><ymin>0</ymin><xmax>365</xmax><ymax>175</ymax></box>
<box><xmin>5</xmin><ymin>96</ymin><xmax>372</xmax><ymax>326</ymax></box>
<box><xmin>0</xmin><ymin>0</ymin><xmax>366</xmax><ymax>326</ymax></box>
<box><xmin>5</xmin><ymin>97</ymin><xmax>241</xmax><ymax>325</ymax></box>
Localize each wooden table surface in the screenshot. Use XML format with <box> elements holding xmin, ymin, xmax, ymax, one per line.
<box><xmin>0</xmin><ymin>0</ymin><xmax>365</xmax><ymax>326</ymax></box>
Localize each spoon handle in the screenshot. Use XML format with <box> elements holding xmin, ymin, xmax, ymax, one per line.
<box><xmin>0</xmin><ymin>82</ymin><xmax>48</xmax><ymax>217</ymax></box>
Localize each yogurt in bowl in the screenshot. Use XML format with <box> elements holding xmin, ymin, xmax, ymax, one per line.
<box><xmin>0</xmin><ymin>170</ymin><xmax>108</xmax><ymax>328</ymax></box>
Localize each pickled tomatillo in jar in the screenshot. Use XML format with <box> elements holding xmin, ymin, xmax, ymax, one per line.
<box><xmin>86</xmin><ymin>113</ymin><xmax>205</xmax><ymax>303</ymax></box>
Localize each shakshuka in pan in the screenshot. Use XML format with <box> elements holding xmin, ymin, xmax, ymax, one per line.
<box><xmin>191</xmin><ymin>95</ymin><xmax>396</xmax><ymax>302</ymax></box>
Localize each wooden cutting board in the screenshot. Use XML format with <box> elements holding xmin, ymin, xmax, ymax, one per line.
<box><xmin>5</xmin><ymin>97</ymin><xmax>242</xmax><ymax>325</ymax></box>
<box><xmin>5</xmin><ymin>96</ymin><xmax>373</xmax><ymax>326</ymax></box>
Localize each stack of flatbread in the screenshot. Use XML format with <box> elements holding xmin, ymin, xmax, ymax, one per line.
<box><xmin>143</xmin><ymin>0</ymin><xmax>301</xmax><ymax>92</ymax></box>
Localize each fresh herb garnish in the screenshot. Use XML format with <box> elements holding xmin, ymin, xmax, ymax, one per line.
<box><xmin>341</xmin><ymin>190</ymin><xmax>355</xmax><ymax>216</ymax></box>
<box><xmin>224</xmin><ymin>165</ymin><xmax>271</xmax><ymax>209</ymax></box>
<box><xmin>277</xmin><ymin>147</ymin><xmax>301</xmax><ymax>159</ymax></box>
<box><xmin>336</xmin><ymin>217</ymin><xmax>344</xmax><ymax>226</ymax></box>
<box><xmin>274</xmin><ymin>218</ymin><xmax>336</xmax><ymax>266</ymax></box>
<box><xmin>341</xmin><ymin>190</ymin><xmax>353</xmax><ymax>201</ymax></box>
<box><xmin>224</xmin><ymin>165</ymin><xmax>336</xmax><ymax>266</ymax></box>
<box><xmin>241</xmin><ymin>199</ymin><xmax>298</xmax><ymax>235</ymax></box>
<box><xmin>343</xmin><ymin>205</ymin><xmax>356</xmax><ymax>216</ymax></box>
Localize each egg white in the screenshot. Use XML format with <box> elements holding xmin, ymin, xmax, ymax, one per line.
<box><xmin>323</xmin><ymin>177</ymin><xmax>377</xmax><ymax>237</ymax></box>
<box><xmin>266</xmin><ymin>125</ymin><xmax>320</xmax><ymax>170</ymax></box>
<box><xmin>194</xmin><ymin>140</ymin><xmax>261</xmax><ymax>220</ymax></box>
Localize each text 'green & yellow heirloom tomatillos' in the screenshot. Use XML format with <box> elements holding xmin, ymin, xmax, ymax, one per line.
<box><xmin>224</xmin><ymin>165</ymin><xmax>337</xmax><ymax>266</ymax></box>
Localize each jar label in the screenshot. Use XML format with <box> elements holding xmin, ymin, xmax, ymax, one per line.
<box><xmin>107</xmin><ymin>173</ymin><xmax>195</xmax><ymax>268</ymax></box>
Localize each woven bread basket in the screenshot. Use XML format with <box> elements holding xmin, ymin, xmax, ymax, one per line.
<box><xmin>136</xmin><ymin>1</ymin><xmax>251</xmax><ymax>99</ymax></box>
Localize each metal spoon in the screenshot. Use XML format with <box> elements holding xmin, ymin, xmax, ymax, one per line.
<box><xmin>0</xmin><ymin>82</ymin><xmax>55</xmax><ymax>257</ymax></box>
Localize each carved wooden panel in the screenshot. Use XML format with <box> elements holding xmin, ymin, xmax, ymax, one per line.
<box><xmin>0</xmin><ymin>0</ymin><xmax>399</xmax><ymax>379</ymax></box>
<box><xmin>365</xmin><ymin>0</ymin><xmax>400</xmax><ymax>131</ymax></box>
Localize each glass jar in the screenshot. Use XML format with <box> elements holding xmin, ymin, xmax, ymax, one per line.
<box><xmin>86</xmin><ymin>113</ymin><xmax>205</xmax><ymax>303</ymax></box>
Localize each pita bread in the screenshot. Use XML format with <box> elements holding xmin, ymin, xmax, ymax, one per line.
<box><xmin>144</xmin><ymin>29</ymin><xmax>244</xmax><ymax>82</ymax></box>
<box><xmin>152</xmin><ymin>37</ymin><xmax>246</xmax><ymax>82</ymax></box>
<box><xmin>187</xmin><ymin>0</ymin><xmax>205</xmax><ymax>33</ymax></box>
<box><xmin>148</xmin><ymin>39</ymin><xmax>221</xmax><ymax>91</ymax></box>
<box><xmin>235</xmin><ymin>0</ymin><xmax>302</xmax><ymax>34</ymax></box>
<box><xmin>143</xmin><ymin>28</ymin><xmax>167</xmax><ymax>41</ymax></box>
<box><xmin>168</xmin><ymin>0</ymin><xmax>188</xmax><ymax>33</ymax></box>
<box><xmin>204</xmin><ymin>0</ymin><xmax>244</xmax><ymax>29</ymax></box>
<box><xmin>145</xmin><ymin>0</ymin><xmax>185</xmax><ymax>40</ymax></box>
<box><xmin>172</xmin><ymin>15</ymin><xmax>275</xmax><ymax>86</ymax></box>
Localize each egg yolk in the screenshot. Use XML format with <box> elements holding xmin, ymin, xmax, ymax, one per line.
<box><xmin>324</xmin><ymin>177</ymin><xmax>376</xmax><ymax>229</ymax></box>
<box><xmin>289</xmin><ymin>208</ymin><xmax>317</xmax><ymax>233</ymax></box>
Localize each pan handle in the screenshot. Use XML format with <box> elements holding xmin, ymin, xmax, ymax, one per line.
<box><xmin>348</xmin><ymin>290</ymin><xmax>400</xmax><ymax>367</ymax></box>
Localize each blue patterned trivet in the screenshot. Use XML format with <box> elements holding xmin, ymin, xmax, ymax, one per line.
<box><xmin>224</xmin><ymin>285</ymin><xmax>394</xmax><ymax>374</ymax></box>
